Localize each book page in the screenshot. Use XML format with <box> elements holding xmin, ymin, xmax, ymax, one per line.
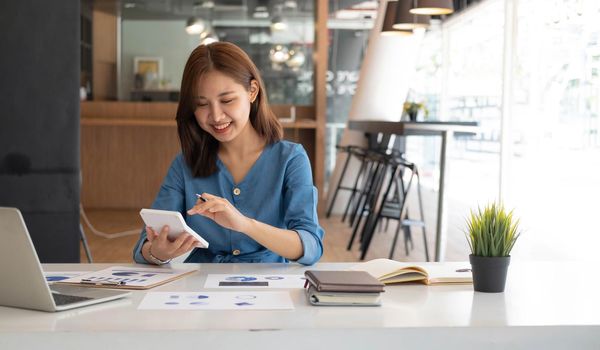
<box><xmin>349</xmin><ymin>258</ymin><xmax>428</xmax><ymax>281</ymax></box>
<box><xmin>423</xmin><ymin>263</ymin><xmax>472</xmax><ymax>284</ymax></box>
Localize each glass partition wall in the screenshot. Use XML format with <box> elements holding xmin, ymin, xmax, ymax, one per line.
<box><xmin>116</xmin><ymin>1</ymin><xmax>314</xmax><ymax>105</ymax></box>
<box><xmin>409</xmin><ymin>0</ymin><xmax>600</xmax><ymax>262</ymax></box>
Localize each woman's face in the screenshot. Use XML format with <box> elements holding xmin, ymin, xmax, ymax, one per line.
<box><xmin>193</xmin><ymin>70</ymin><xmax>258</xmax><ymax>143</ymax></box>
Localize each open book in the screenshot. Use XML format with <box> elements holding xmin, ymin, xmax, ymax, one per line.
<box><xmin>350</xmin><ymin>258</ymin><xmax>472</xmax><ymax>285</ymax></box>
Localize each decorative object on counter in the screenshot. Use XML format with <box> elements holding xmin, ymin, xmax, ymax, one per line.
<box><xmin>465</xmin><ymin>202</ymin><xmax>521</xmax><ymax>293</ymax></box>
<box><xmin>286</xmin><ymin>47</ymin><xmax>306</xmax><ymax>70</ymax></box>
<box><xmin>134</xmin><ymin>56</ymin><xmax>163</xmax><ymax>89</ymax></box>
<box><xmin>269</xmin><ymin>44</ymin><xmax>290</xmax><ymax>64</ymax></box>
<box><xmin>134</xmin><ymin>73</ymin><xmax>144</xmax><ymax>89</ymax></box>
<box><xmin>278</xmin><ymin>105</ymin><xmax>296</xmax><ymax>123</ymax></box>
<box><xmin>403</xmin><ymin>101</ymin><xmax>428</xmax><ymax>121</ymax></box>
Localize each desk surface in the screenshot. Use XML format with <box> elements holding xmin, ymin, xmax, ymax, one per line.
<box><xmin>1</xmin><ymin>262</ymin><xmax>599</xmax><ymax>350</ymax></box>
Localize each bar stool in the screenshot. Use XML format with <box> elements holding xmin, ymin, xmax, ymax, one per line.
<box><xmin>346</xmin><ymin>149</ymin><xmax>390</xmax><ymax>251</ymax></box>
<box><xmin>326</xmin><ymin>145</ymin><xmax>369</xmax><ymax>220</ymax></box>
<box><xmin>359</xmin><ymin>157</ymin><xmax>429</xmax><ymax>261</ymax></box>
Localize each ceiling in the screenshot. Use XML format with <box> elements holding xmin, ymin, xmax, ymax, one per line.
<box><xmin>92</xmin><ymin>0</ymin><xmax>314</xmax><ymax>20</ymax></box>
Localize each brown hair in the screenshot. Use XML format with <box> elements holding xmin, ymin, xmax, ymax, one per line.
<box><xmin>176</xmin><ymin>42</ymin><xmax>283</xmax><ymax>177</ymax></box>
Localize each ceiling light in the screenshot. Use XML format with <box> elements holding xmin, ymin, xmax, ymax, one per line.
<box><xmin>381</xmin><ymin>1</ymin><xmax>413</xmax><ymax>36</ymax></box>
<box><xmin>186</xmin><ymin>17</ymin><xmax>206</xmax><ymax>35</ymax></box>
<box><xmin>409</xmin><ymin>0</ymin><xmax>454</xmax><ymax>15</ymax></box>
<box><xmin>393</xmin><ymin>0</ymin><xmax>430</xmax><ymax>30</ymax></box>
<box><xmin>270</xmin><ymin>16</ymin><xmax>288</xmax><ymax>31</ymax></box>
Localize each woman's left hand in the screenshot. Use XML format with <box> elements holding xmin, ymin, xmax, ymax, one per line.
<box><xmin>187</xmin><ymin>193</ymin><xmax>251</xmax><ymax>233</ymax></box>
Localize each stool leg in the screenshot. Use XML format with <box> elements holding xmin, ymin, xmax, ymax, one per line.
<box><xmin>389</xmin><ymin>216</ymin><xmax>403</xmax><ymax>259</ymax></box>
<box><xmin>326</xmin><ymin>151</ymin><xmax>352</xmax><ymax>218</ymax></box>
<box><xmin>415</xmin><ymin>168</ymin><xmax>430</xmax><ymax>262</ymax></box>
<box><xmin>347</xmin><ymin>161</ymin><xmax>381</xmax><ymax>250</ymax></box>
<box><xmin>403</xmin><ymin>210</ymin><xmax>414</xmax><ymax>255</ymax></box>
<box><xmin>349</xmin><ymin>160</ymin><xmax>375</xmax><ymax>227</ymax></box>
<box><xmin>342</xmin><ymin>157</ymin><xmax>367</xmax><ymax>223</ymax></box>
<box><xmin>359</xmin><ymin>164</ymin><xmax>396</xmax><ymax>260</ymax></box>
<box><xmin>80</xmin><ymin>223</ymin><xmax>93</xmax><ymax>263</ymax></box>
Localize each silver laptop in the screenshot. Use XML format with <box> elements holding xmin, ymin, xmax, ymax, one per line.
<box><xmin>0</xmin><ymin>207</ymin><xmax>131</xmax><ymax>312</ymax></box>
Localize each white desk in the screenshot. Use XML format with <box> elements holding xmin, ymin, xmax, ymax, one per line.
<box><xmin>1</xmin><ymin>262</ymin><xmax>599</xmax><ymax>350</ymax></box>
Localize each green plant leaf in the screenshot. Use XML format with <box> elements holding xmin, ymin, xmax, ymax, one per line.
<box><xmin>463</xmin><ymin>202</ymin><xmax>521</xmax><ymax>257</ymax></box>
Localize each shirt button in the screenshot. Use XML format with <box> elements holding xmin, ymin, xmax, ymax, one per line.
<box><xmin>233</xmin><ymin>188</ymin><xmax>241</xmax><ymax>196</ymax></box>
<box><xmin>232</xmin><ymin>249</ymin><xmax>241</xmax><ymax>256</ymax></box>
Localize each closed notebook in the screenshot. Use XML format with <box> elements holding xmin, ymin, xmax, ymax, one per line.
<box><xmin>304</xmin><ymin>270</ymin><xmax>385</xmax><ymax>293</ymax></box>
<box><xmin>306</xmin><ymin>284</ymin><xmax>381</xmax><ymax>306</ymax></box>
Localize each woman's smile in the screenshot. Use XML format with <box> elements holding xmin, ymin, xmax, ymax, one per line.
<box><xmin>212</xmin><ymin>121</ymin><xmax>232</xmax><ymax>133</ymax></box>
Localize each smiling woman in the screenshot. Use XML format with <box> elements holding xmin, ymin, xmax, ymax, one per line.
<box><xmin>132</xmin><ymin>42</ymin><xmax>324</xmax><ymax>266</ymax></box>
<box><xmin>177</xmin><ymin>42</ymin><xmax>282</xmax><ymax>177</ymax></box>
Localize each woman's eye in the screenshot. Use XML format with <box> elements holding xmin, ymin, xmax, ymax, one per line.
<box><xmin>196</xmin><ymin>103</ymin><xmax>208</xmax><ymax>108</ymax></box>
<box><xmin>221</xmin><ymin>99</ymin><xmax>234</xmax><ymax>104</ymax></box>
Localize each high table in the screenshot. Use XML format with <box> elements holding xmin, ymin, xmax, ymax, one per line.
<box><xmin>0</xmin><ymin>262</ymin><xmax>599</xmax><ymax>350</ymax></box>
<box><xmin>348</xmin><ymin>121</ymin><xmax>479</xmax><ymax>261</ymax></box>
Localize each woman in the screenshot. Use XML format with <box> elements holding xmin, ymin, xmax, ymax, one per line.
<box><xmin>133</xmin><ymin>42</ymin><xmax>324</xmax><ymax>266</ymax></box>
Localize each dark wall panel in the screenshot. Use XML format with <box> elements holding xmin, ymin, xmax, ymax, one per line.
<box><xmin>0</xmin><ymin>0</ymin><xmax>81</xmax><ymax>262</ymax></box>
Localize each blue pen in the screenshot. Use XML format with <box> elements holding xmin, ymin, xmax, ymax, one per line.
<box><xmin>195</xmin><ymin>193</ymin><xmax>207</xmax><ymax>202</ymax></box>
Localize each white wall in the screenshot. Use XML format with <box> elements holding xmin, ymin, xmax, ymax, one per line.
<box><xmin>120</xmin><ymin>20</ymin><xmax>200</xmax><ymax>100</ymax></box>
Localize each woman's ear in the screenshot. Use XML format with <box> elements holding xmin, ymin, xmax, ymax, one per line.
<box><xmin>249</xmin><ymin>79</ymin><xmax>259</xmax><ymax>103</ymax></box>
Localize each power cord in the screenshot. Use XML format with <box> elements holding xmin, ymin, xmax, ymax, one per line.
<box><xmin>79</xmin><ymin>204</ymin><xmax>141</xmax><ymax>239</ymax></box>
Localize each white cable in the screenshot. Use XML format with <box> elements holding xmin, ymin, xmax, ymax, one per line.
<box><xmin>80</xmin><ymin>204</ymin><xmax>141</xmax><ymax>239</ymax></box>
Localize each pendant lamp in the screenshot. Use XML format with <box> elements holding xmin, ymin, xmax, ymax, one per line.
<box><xmin>381</xmin><ymin>1</ymin><xmax>412</xmax><ymax>36</ymax></box>
<box><xmin>393</xmin><ymin>0</ymin><xmax>430</xmax><ymax>30</ymax></box>
<box><xmin>409</xmin><ymin>0</ymin><xmax>454</xmax><ymax>15</ymax></box>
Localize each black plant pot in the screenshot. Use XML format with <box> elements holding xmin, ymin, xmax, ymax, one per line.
<box><xmin>469</xmin><ymin>255</ymin><xmax>511</xmax><ymax>293</ymax></box>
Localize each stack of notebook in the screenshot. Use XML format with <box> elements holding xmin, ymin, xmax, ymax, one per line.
<box><xmin>304</xmin><ymin>270</ymin><xmax>385</xmax><ymax>306</ymax></box>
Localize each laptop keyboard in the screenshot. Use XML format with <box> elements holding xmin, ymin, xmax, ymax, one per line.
<box><xmin>52</xmin><ymin>293</ymin><xmax>94</xmax><ymax>306</ymax></box>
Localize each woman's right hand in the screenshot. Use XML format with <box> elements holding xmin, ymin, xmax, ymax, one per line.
<box><xmin>145</xmin><ymin>225</ymin><xmax>197</xmax><ymax>261</ymax></box>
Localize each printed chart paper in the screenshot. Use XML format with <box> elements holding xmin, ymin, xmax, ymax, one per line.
<box><xmin>43</xmin><ymin>271</ymin><xmax>92</xmax><ymax>283</ymax></box>
<box><xmin>204</xmin><ymin>274</ymin><xmax>306</xmax><ymax>289</ymax></box>
<box><xmin>138</xmin><ymin>291</ymin><xmax>294</xmax><ymax>310</ymax></box>
<box><xmin>58</xmin><ymin>266</ymin><xmax>195</xmax><ymax>288</ymax></box>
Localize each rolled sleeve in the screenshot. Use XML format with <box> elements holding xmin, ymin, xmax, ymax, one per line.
<box><xmin>133</xmin><ymin>234</ymin><xmax>149</xmax><ymax>264</ymax></box>
<box><xmin>283</xmin><ymin>146</ymin><xmax>324</xmax><ymax>265</ymax></box>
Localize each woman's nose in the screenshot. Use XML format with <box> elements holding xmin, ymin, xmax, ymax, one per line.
<box><xmin>209</xmin><ymin>103</ymin><xmax>225</xmax><ymax>122</ymax></box>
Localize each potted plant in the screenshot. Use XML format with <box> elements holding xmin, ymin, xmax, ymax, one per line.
<box><xmin>403</xmin><ymin>101</ymin><xmax>429</xmax><ymax>121</ymax></box>
<box><xmin>465</xmin><ymin>202</ymin><xmax>521</xmax><ymax>293</ymax></box>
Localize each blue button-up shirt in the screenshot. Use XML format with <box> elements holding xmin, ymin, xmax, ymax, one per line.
<box><xmin>133</xmin><ymin>140</ymin><xmax>324</xmax><ymax>265</ymax></box>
